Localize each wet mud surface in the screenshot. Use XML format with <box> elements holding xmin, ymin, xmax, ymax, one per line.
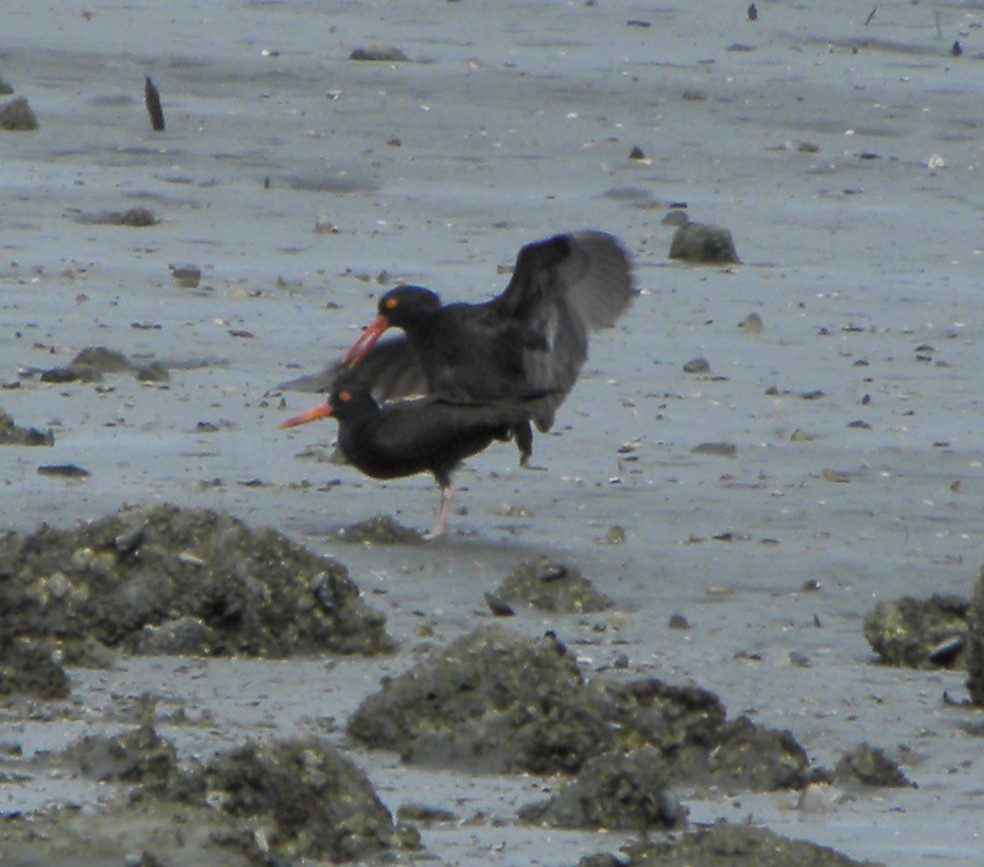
<box><xmin>2</xmin><ymin>0</ymin><xmax>984</xmax><ymax>864</ymax></box>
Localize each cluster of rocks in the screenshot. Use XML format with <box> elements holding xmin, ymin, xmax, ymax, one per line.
<box><xmin>3</xmin><ymin>502</ymin><xmax>955</xmax><ymax>866</ymax></box>
<box><xmin>0</xmin><ymin>726</ymin><xmax>411</xmax><ymax>865</ymax></box>
<box><xmin>35</xmin><ymin>345</ymin><xmax>168</xmax><ymax>384</ymax></box>
<box><xmin>0</xmin><ymin>503</ymin><xmax>393</xmax><ymax>676</ymax></box>
<box><xmin>863</xmin><ymin>579</ymin><xmax>984</xmax><ymax>706</ymax></box>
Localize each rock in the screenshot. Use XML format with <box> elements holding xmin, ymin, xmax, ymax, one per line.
<box><xmin>173</xmin><ymin>737</ymin><xmax>402</xmax><ymax>861</ymax></box>
<box><xmin>519</xmin><ymin>746</ymin><xmax>687</xmax><ymax>829</ymax></box>
<box><xmin>0</xmin><ymin>96</ymin><xmax>38</xmax><ymax>131</ymax></box>
<box><xmin>493</xmin><ymin>557</ymin><xmax>613</xmax><ymax>613</ymax></box>
<box><xmin>683</xmin><ymin>356</ymin><xmax>710</xmax><ymax>373</ymax></box>
<box><xmin>0</xmin><ymin>503</ymin><xmax>394</xmax><ymax>657</ymax></box>
<box><xmin>349</xmin><ymin>45</ymin><xmax>410</xmax><ymax>62</ymax></box>
<box><xmin>37</xmin><ymin>463</ymin><xmax>91</xmax><ymax>478</ymax></box>
<box><xmin>135</xmin><ymin>362</ymin><xmax>169</xmax><ymax>383</ymax></box>
<box><xmin>863</xmin><ymin>594</ymin><xmax>969</xmax><ymax>670</ymax></box>
<box><xmin>0</xmin><ymin>732</ymin><xmax>406</xmax><ymax>864</ymax></box>
<box><xmin>168</xmin><ymin>264</ymin><xmax>201</xmax><ymax>288</ymax></box>
<box><xmin>75</xmin><ymin>207</ymin><xmax>157</xmax><ymax>226</ymax></box>
<box><xmin>738</xmin><ymin>312</ymin><xmax>763</xmax><ymax>333</ymax></box>
<box><xmin>144</xmin><ymin>75</ymin><xmax>165</xmax><ymax>131</ymax></box>
<box><xmin>0</xmin><ymin>408</ymin><xmax>54</xmax><ymax>446</ymax></box>
<box><xmin>133</xmin><ymin>617</ymin><xmax>212</xmax><ymax>655</ymax></box>
<box><xmin>669</xmin><ymin>221</ymin><xmax>740</xmax><ymax>264</ymax></box>
<box><xmin>62</xmin><ymin>725</ymin><xmax>178</xmax><ymax>785</ymax></box>
<box><xmin>336</xmin><ymin>514</ymin><xmax>422</xmax><ymax>544</ymax></box>
<box><xmin>72</xmin><ymin>346</ymin><xmax>134</xmax><ymax>373</ymax></box>
<box><xmin>834</xmin><ymin>743</ymin><xmax>914</xmax><ymax>788</ymax></box>
<box><xmin>396</xmin><ymin>802</ymin><xmax>458</xmax><ymax>823</ymax></box>
<box><xmin>0</xmin><ymin>638</ymin><xmax>70</xmax><ymax>700</ymax></box>
<box><xmin>39</xmin><ymin>348</ymin><xmax>174</xmax><ymax>385</ymax></box>
<box><xmin>348</xmin><ymin>627</ymin><xmax>817</xmax><ymax>793</ymax></box>
<box><xmin>692</xmin><ymin>441</ymin><xmax>737</xmax><ymax>457</ymax></box>
<box><xmin>614</xmin><ymin>821</ymin><xmax>883</xmax><ymax>865</ymax></box>
<box><xmin>970</xmin><ymin>565</ymin><xmax>984</xmax><ymax>706</ymax></box>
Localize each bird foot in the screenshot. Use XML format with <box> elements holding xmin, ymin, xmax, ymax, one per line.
<box><xmin>422</xmin><ymin>525</ymin><xmax>446</xmax><ymax>541</ymax></box>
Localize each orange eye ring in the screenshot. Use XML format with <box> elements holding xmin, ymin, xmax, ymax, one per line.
<box><xmin>337</xmin><ymin>389</ymin><xmax>352</xmax><ymax>402</ymax></box>
<box><xmin>384</xmin><ymin>297</ymin><xmax>398</xmax><ymax>310</ymax></box>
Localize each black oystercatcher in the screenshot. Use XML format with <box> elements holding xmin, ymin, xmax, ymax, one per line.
<box><xmin>334</xmin><ymin>231</ymin><xmax>634</xmax><ymax>466</ymax></box>
<box><xmin>280</xmin><ymin>383</ymin><xmax>540</xmax><ymax>538</ymax></box>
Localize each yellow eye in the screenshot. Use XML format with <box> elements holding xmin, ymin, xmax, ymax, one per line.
<box><xmin>338</xmin><ymin>389</ymin><xmax>351</xmax><ymax>402</ymax></box>
<box><xmin>384</xmin><ymin>297</ymin><xmax>398</xmax><ymax>310</ymax></box>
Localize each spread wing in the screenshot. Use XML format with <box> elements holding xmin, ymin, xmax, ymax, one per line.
<box><xmin>277</xmin><ymin>335</ymin><xmax>429</xmax><ymax>400</ymax></box>
<box><xmin>486</xmin><ymin>230</ymin><xmax>635</xmax><ymax>429</ymax></box>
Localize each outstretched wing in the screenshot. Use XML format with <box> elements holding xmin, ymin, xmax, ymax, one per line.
<box><xmin>486</xmin><ymin>231</ymin><xmax>635</xmax><ymax>429</ymax></box>
<box><xmin>278</xmin><ymin>335</ymin><xmax>429</xmax><ymax>400</ymax></box>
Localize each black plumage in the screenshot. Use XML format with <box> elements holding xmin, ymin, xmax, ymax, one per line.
<box><xmin>280</xmin><ymin>383</ymin><xmax>540</xmax><ymax>538</ymax></box>
<box><xmin>289</xmin><ymin>231</ymin><xmax>635</xmax><ymax>465</ymax></box>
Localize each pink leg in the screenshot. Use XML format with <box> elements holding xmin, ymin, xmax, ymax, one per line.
<box><xmin>424</xmin><ymin>484</ymin><xmax>453</xmax><ymax>540</ymax></box>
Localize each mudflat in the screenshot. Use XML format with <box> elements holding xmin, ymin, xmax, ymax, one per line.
<box><xmin>1</xmin><ymin>1</ymin><xmax>982</xmax><ymax>864</ymax></box>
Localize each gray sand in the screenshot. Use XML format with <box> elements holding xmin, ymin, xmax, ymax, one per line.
<box><xmin>2</xmin><ymin>0</ymin><xmax>983</xmax><ymax>863</ymax></box>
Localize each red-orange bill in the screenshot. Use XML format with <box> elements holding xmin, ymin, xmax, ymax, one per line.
<box><xmin>278</xmin><ymin>402</ymin><xmax>333</xmax><ymax>429</ymax></box>
<box><xmin>342</xmin><ymin>315</ymin><xmax>389</xmax><ymax>366</ymax></box>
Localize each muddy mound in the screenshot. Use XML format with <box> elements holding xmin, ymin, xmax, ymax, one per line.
<box><xmin>348</xmin><ymin>627</ymin><xmax>815</xmax><ymax>797</ymax></box>
<box><xmin>834</xmin><ymin>743</ymin><xmax>913</xmax><ymax>788</ymax></box>
<box><xmin>863</xmin><ymin>594</ymin><xmax>969</xmax><ymax>669</ymax></box>
<box><xmin>348</xmin><ymin>627</ymin><xmax>588</xmax><ymax>773</ymax></box>
<box><xmin>38</xmin><ymin>346</ymin><xmax>169</xmax><ymax>384</ymax></box>
<box><xmin>966</xmin><ymin>565</ymin><xmax>984</xmax><ymax>706</ymax></box>
<box><xmin>336</xmin><ymin>514</ymin><xmax>423</xmax><ymax>544</ymax></box>
<box><xmin>0</xmin><ymin>503</ymin><xmax>393</xmax><ymax>658</ymax></box>
<box><xmin>0</xmin><ymin>638</ymin><xmax>69</xmax><ymax>700</ymax></box>
<box><xmin>522</xmin><ymin>714</ymin><xmax>815</xmax><ymax>830</ymax></box>
<box><xmin>0</xmin><ymin>407</ymin><xmax>53</xmax><ymax>446</ymax></box>
<box><xmin>493</xmin><ymin>557</ymin><xmax>613</xmax><ymax>613</ymax></box>
<box><xmin>166</xmin><ymin>737</ymin><xmax>405</xmax><ymax>861</ymax></box>
<box><xmin>519</xmin><ymin>746</ymin><xmax>688</xmax><ymax>830</ymax></box>
<box><xmin>1</xmin><ymin>728</ymin><xmax>406</xmax><ymax>865</ymax></box>
<box><xmin>604</xmin><ymin>821</ymin><xmax>883</xmax><ymax>866</ymax></box>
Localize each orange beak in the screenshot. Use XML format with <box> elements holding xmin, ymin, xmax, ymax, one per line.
<box><xmin>279</xmin><ymin>402</ymin><xmax>334</xmax><ymax>429</ymax></box>
<box><xmin>342</xmin><ymin>314</ymin><xmax>390</xmax><ymax>367</ymax></box>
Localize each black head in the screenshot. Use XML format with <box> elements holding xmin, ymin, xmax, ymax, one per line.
<box><xmin>328</xmin><ymin>383</ymin><xmax>380</xmax><ymax>420</ymax></box>
<box><xmin>377</xmin><ymin>284</ymin><xmax>442</xmax><ymax>327</ymax></box>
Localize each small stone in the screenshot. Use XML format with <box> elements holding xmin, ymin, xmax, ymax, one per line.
<box><xmin>47</xmin><ymin>572</ymin><xmax>71</xmax><ymax>600</ymax></box>
<box><xmin>315</xmin><ymin>216</ymin><xmax>340</xmax><ymax>234</ymax></box>
<box><xmin>484</xmin><ymin>592</ymin><xmax>515</xmax><ymax>617</ymax></box>
<box><xmin>797</xmin><ymin>782</ymin><xmax>834</xmax><ymax>813</ymax></box>
<box><xmin>683</xmin><ymin>357</ymin><xmax>710</xmax><ymax>374</ymax></box>
<box><xmin>396</xmin><ymin>802</ymin><xmax>458</xmax><ymax>823</ymax></box>
<box><xmin>692</xmin><ymin>441</ymin><xmax>737</xmax><ymax>457</ymax></box>
<box><xmin>669</xmin><ymin>221</ymin><xmax>740</xmax><ymax>264</ymax></box>
<box><xmin>738</xmin><ymin>312</ymin><xmax>763</xmax><ymax>333</ymax></box>
<box><xmin>37</xmin><ymin>463</ymin><xmax>90</xmax><ymax>478</ymax></box>
<box><xmin>661</xmin><ymin>208</ymin><xmax>689</xmax><ymax>227</ymax></box>
<box><xmin>169</xmin><ymin>264</ymin><xmax>201</xmax><ymax>288</ymax></box>
<box><xmin>349</xmin><ymin>45</ymin><xmax>410</xmax><ymax>62</ymax></box>
<box><xmin>0</xmin><ymin>96</ymin><xmax>38</xmax><ymax>131</ymax></box>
